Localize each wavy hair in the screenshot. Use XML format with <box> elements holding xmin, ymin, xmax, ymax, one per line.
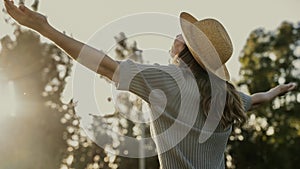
<box><xmin>177</xmin><ymin>45</ymin><xmax>247</xmax><ymax>128</ymax></box>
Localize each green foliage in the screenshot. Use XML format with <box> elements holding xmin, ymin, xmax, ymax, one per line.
<box><xmin>59</xmin><ymin>32</ymin><xmax>159</xmax><ymax>169</ymax></box>
<box><xmin>0</xmin><ymin>27</ymin><xmax>70</xmax><ymax>168</ymax></box>
<box><xmin>90</xmin><ymin>32</ymin><xmax>159</xmax><ymax>169</ymax></box>
<box><xmin>1</xmin><ymin>11</ymin><xmax>158</xmax><ymax>168</ymax></box>
<box><xmin>228</xmin><ymin>21</ymin><xmax>300</xmax><ymax>169</ymax></box>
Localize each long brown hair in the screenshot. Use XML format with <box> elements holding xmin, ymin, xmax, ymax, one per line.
<box><xmin>177</xmin><ymin>45</ymin><xmax>247</xmax><ymax>128</ymax></box>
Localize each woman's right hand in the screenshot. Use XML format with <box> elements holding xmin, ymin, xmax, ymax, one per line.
<box><xmin>4</xmin><ymin>0</ymin><xmax>49</xmax><ymax>33</ymax></box>
<box><xmin>4</xmin><ymin>0</ymin><xmax>119</xmax><ymax>81</ymax></box>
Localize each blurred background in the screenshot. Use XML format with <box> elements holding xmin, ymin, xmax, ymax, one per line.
<box><xmin>0</xmin><ymin>0</ymin><xmax>299</xmax><ymax>169</ymax></box>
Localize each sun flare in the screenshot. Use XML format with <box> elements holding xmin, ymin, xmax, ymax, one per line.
<box><xmin>0</xmin><ymin>74</ymin><xmax>16</xmax><ymax>117</ymax></box>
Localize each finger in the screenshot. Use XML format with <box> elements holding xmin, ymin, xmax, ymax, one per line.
<box><xmin>283</xmin><ymin>82</ymin><xmax>297</xmax><ymax>92</ymax></box>
<box><xmin>4</xmin><ymin>0</ymin><xmax>14</xmax><ymax>7</ymax></box>
<box><xmin>4</xmin><ymin>1</ymin><xmax>14</xmax><ymax>15</ymax></box>
<box><xmin>5</xmin><ymin>0</ymin><xmax>20</xmax><ymax>13</ymax></box>
<box><xmin>5</xmin><ymin>0</ymin><xmax>22</xmax><ymax>15</ymax></box>
<box><xmin>19</xmin><ymin>4</ymin><xmax>34</xmax><ymax>16</ymax></box>
<box><xmin>19</xmin><ymin>4</ymin><xmax>26</xmax><ymax>11</ymax></box>
<box><xmin>288</xmin><ymin>83</ymin><xmax>297</xmax><ymax>91</ymax></box>
<box><xmin>4</xmin><ymin>0</ymin><xmax>16</xmax><ymax>13</ymax></box>
<box><xmin>4</xmin><ymin>0</ymin><xmax>25</xmax><ymax>21</ymax></box>
<box><xmin>4</xmin><ymin>0</ymin><xmax>13</xmax><ymax>4</ymax></box>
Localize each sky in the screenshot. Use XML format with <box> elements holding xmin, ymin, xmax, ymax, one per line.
<box><xmin>1</xmin><ymin>0</ymin><xmax>300</xmax><ymax>113</ymax></box>
<box><xmin>1</xmin><ymin>0</ymin><xmax>300</xmax><ymax>76</ymax></box>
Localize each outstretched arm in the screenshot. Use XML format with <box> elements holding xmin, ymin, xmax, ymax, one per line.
<box><xmin>4</xmin><ymin>0</ymin><xmax>119</xmax><ymax>81</ymax></box>
<box><xmin>249</xmin><ymin>82</ymin><xmax>297</xmax><ymax>110</ymax></box>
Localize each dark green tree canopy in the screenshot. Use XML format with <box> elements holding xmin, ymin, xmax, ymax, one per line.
<box><xmin>228</xmin><ymin>21</ymin><xmax>300</xmax><ymax>169</ymax></box>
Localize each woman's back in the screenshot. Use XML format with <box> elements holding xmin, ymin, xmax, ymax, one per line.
<box><xmin>117</xmin><ymin>59</ymin><xmax>251</xmax><ymax>169</ymax></box>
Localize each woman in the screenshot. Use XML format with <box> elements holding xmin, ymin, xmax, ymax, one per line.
<box><xmin>4</xmin><ymin>1</ymin><xmax>297</xmax><ymax>168</ymax></box>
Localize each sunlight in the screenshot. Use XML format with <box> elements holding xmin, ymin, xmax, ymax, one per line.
<box><xmin>0</xmin><ymin>74</ymin><xmax>17</xmax><ymax>117</ymax></box>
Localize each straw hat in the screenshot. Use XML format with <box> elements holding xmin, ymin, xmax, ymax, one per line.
<box><xmin>179</xmin><ymin>12</ymin><xmax>233</xmax><ymax>81</ymax></box>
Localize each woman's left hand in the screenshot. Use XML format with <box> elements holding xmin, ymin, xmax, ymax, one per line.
<box><xmin>272</xmin><ymin>82</ymin><xmax>298</xmax><ymax>96</ymax></box>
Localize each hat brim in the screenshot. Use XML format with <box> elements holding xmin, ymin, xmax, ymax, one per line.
<box><xmin>179</xmin><ymin>12</ymin><xmax>230</xmax><ymax>81</ymax></box>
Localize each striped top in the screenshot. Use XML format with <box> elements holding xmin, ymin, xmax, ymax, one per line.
<box><xmin>116</xmin><ymin>59</ymin><xmax>252</xmax><ymax>169</ymax></box>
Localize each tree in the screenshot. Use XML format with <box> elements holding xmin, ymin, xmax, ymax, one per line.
<box><xmin>1</xmin><ymin>1</ymin><xmax>159</xmax><ymax>168</ymax></box>
<box><xmin>0</xmin><ymin>26</ymin><xmax>71</xmax><ymax>168</ymax></box>
<box><xmin>227</xmin><ymin>21</ymin><xmax>300</xmax><ymax>169</ymax></box>
<box><xmin>93</xmin><ymin>32</ymin><xmax>159</xmax><ymax>169</ymax></box>
<box><xmin>61</xmin><ymin>32</ymin><xmax>159</xmax><ymax>169</ymax></box>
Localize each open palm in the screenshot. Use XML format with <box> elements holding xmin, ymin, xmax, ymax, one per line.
<box><xmin>4</xmin><ymin>0</ymin><xmax>48</xmax><ymax>32</ymax></box>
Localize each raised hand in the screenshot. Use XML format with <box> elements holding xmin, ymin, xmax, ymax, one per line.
<box><xmin>248</xmin><ymin>82</ymin><xmax>297</xmax><ymax>110</ymax></box>
<box><xmin>4</xmin><ymin>0</ymin><xmax>119</xmax><ymax>81</ymax></box>
<box><xmin>272</xmin><ymin>82</ymin><xmax>297</xmax><ymax>96</ymax></box>
<box><xmin>4</xmin><ymin>0</ymin><xmax>49</xmax><ymax>33</ymax></box>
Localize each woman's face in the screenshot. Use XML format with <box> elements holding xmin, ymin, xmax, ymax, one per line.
<box><xmin>169</xmin><ymin>34</ymin><xmax>185</xmax><ymax>64</ymax></box>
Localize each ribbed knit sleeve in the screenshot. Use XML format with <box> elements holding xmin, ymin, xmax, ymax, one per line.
<box><xmin>116</xmin><ymin>59</ymin><xmax>185</xmax><ymax>103</ymax></box>
<box><xmin>238</xmin><ymin>92</ymin><xmax>252</xmax><ymax>111</ymax></box>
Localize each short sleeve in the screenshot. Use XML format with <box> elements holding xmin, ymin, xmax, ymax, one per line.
<box><xmin>238</xmin><ymin>91</ymin><xmax>252</xmax><ymax>111</ymax></box>
<box><xmin>115</xmin><ymin>59</ymin><xmax>185</xmax><ymax>103</ymax></box>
